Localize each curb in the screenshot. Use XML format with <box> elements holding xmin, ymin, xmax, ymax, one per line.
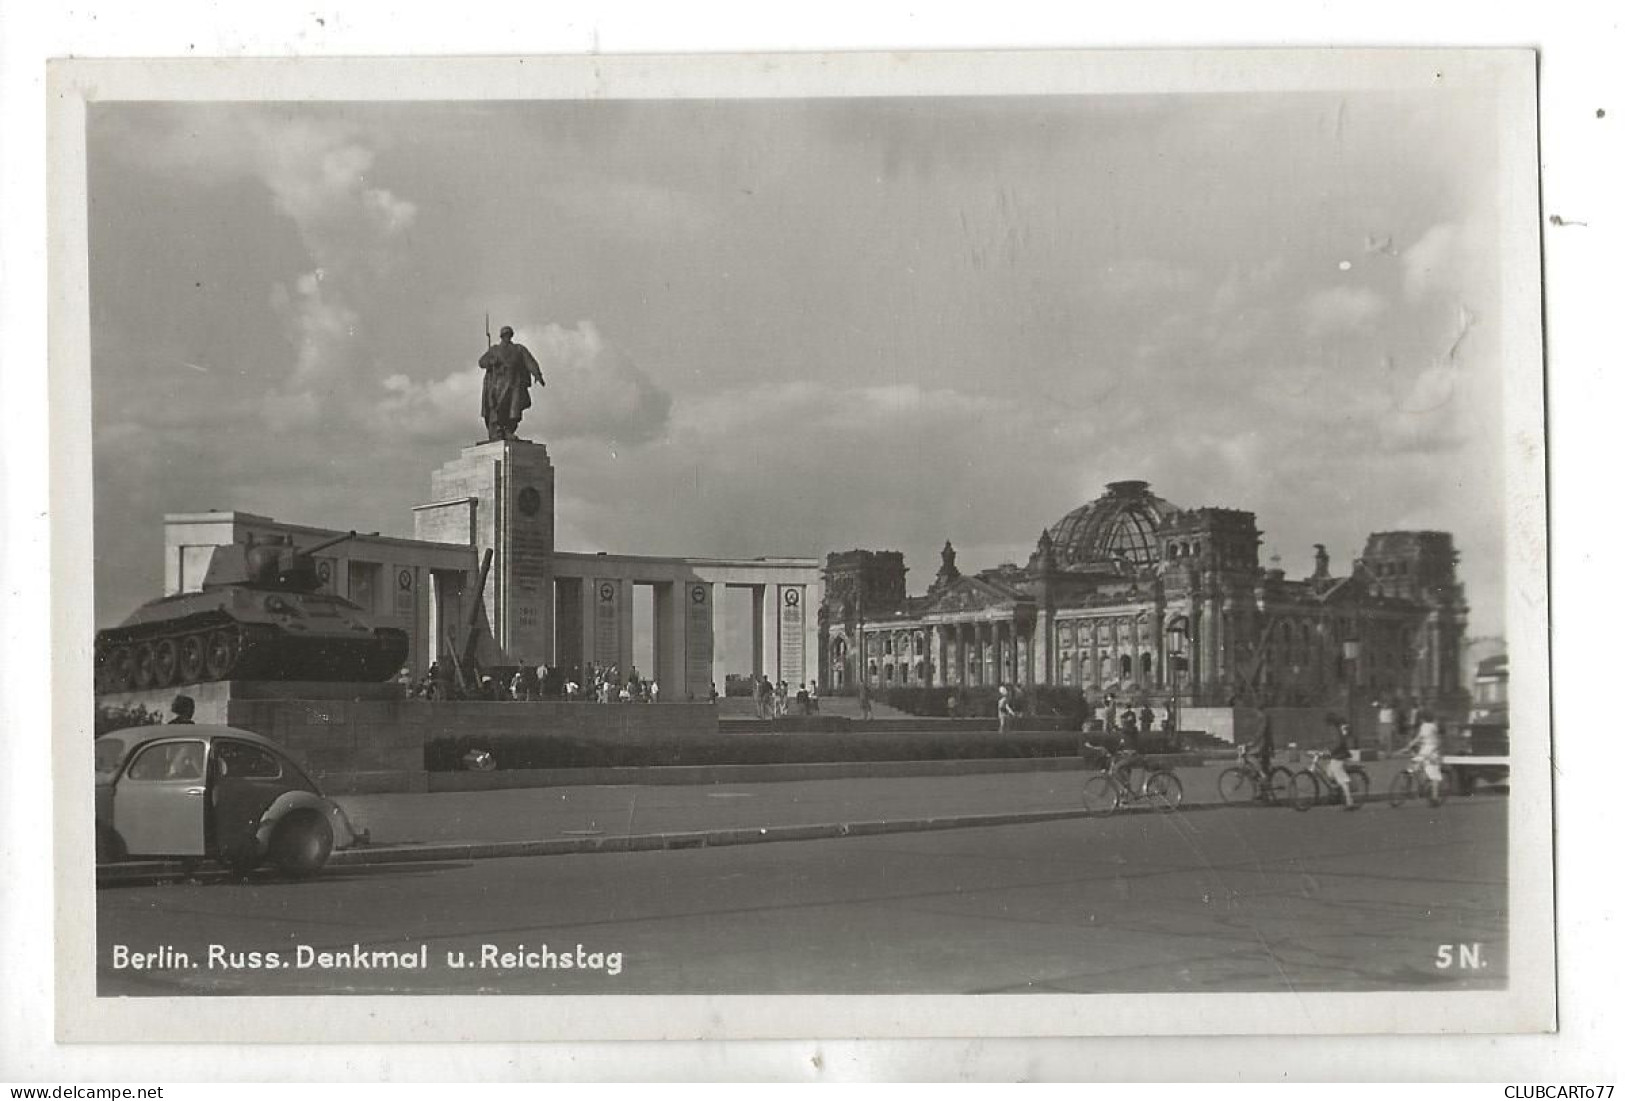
<box><xmin>97</xmin><ymin>793</ymin><xmax>1323</xmax><ymax>884</ymax></box>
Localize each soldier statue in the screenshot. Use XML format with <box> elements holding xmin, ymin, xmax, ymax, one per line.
<box><xmin>479</xmin><ymin>325</ymin><xmax>546</xmax><ymax>441</ymax></box>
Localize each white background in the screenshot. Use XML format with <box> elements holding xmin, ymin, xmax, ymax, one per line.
<box><xmin>2</xmin><ymin>0</ymin><xmax>1619</xmax><ymax>1084</ymax></box>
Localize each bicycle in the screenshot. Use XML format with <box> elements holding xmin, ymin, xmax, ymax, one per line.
<box><xmin>1217</xmin><ymin>747</ymin><xmax>1295</xmax><ymax>805</ymax></box>
<box><xmin>1388</xmin><ymin>756</ymin><xmax>1447</xmax><ymax>808</ymax></box>
<box><xmin>1080</xmin><ymin>744</ymin><xmax>1184</xmax><ymax>815</ymax></box>
<box><xmin>1289</xmin><ymin>750</ymin><xmax>1371</xmax><ymax>811</ymax></box>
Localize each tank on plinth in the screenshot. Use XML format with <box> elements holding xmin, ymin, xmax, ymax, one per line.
<box><xmin>95</xmin><ymin>531</ymin><xmax>409</xmax><ymax>693</ymax></box>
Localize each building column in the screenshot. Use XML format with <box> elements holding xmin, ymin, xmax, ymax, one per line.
<box><xmin>752</xmin><ymin>585</ymin><xmax>767</xmax><ymax>678</ymax></box>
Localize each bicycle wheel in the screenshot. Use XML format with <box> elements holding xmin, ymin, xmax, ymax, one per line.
<box><xmin>1081</xmin><ymin>774</ymin><xmax>1120</xmax><ymax>816</ymax></box>
<box><xmin>1144</xmin><ymin>771</ymin><xmax>1183</xmax><ymax>812</ymax></box>
<box><xmin>1217</xmin><ymin>767</ymin><xmax>1255</xmax><ymax>804</ymax></box>
<box><xmin>1290</xmin><ymin>770</ymin><xmax>1319</xmax><ymax>812</ymax></box>
<box><xmin>1388</xmin><ymin>769</ymin><xmax>1416</xmax><ymax>808</ymax></box>
<box><xmin>1427</xmin><ymin>771</ymin><xmax>1448</xmax><ymax>808</ymax></box>
<box><xmin>1346</xmin><ymin>767</ymin><xmax>1370</xmax><ymax>807</ymax></box>
<box><xmin>1263</xmin><ymin>767</ymin><xmax>1294</xmax><ymax>804</ymax></box>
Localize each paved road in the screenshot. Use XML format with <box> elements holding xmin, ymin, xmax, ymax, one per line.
<box><xmin>97</xmin><ymin>795</ymin><xmax>1506</xmax><ymax>996</ymax></box>
<box><xmin>336</xmin><ymin>758</ymin><xmax>1414</xmax><ymax>847</ymax></box>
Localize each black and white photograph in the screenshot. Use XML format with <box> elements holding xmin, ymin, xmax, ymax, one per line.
<box><xmin>41</xmin><ymin>48</ymin><xmax>1554</xmax><ymax>1045</ymax></box>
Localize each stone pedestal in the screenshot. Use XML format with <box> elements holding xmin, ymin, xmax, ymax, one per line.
<box><xmin>414</xmin><ymin>438</ymin><xmax>556</xmax><ymax>667</ymax></box>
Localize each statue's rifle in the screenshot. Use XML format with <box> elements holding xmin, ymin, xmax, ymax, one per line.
<box><xmin>484</xmin><ymin>312</ymin><xmax>492</xmax><ymax>350</ymax></box>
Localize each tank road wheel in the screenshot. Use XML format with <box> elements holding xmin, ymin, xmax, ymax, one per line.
<box><xmin>131</xmin><ymin>642</ymin><xmax>156</xmax><ymax>689</ymax></box>
<box><xmin>177</xmin><ymin>634</ymin><xmax>206</xmax><ymax>685</ymax></box>
<box><xmin>151</xmin><ymin>638</ymin><xmax>180</xmax><ymax>687</ymax></box>
<box><xmin>1217</xmin><ymin>767</ymin><xmax>1255</xmax><ymax>804</ymax></box>
<box><xmin>103</xmin><ymin>646</ymin><xmax>135</xmax><ymax>692</ymax></box>
<box><xmin>203</xmin><ymin>629</ymin><xmax>238</xmax><ymax>681</ymax></box>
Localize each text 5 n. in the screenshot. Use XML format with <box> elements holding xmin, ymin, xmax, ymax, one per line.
<box><xmin>1435</xmin><ymin>943</ymin><xmax>1485</xmax><ymax>969</ymax></box>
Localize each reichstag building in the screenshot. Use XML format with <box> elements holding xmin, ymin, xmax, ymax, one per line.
<box><xmin>819</xmin><ymin>480</ymin><xmax>1469</xmax><ymax>710</ymax></box>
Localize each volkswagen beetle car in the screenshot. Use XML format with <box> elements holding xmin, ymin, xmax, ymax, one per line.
<box><xmin>95</xmin><ymin>724</ymin><xmax>359</xmax><ymax>877</ymax></box>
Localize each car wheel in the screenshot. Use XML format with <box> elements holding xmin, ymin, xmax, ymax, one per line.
<box><xmin>269</xmin><ymin>809</ymin><xmax>334</xmax><ymax>878</ymax></box>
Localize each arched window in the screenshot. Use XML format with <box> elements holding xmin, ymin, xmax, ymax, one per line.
<box><xmin>1140</xmin><ymin>652</ymin><xmax>1153</xmax><ymax>680</ymax></box>
<box><xmin>1119</xmin><ymin>654</ymin><xmax>1133</xmax><ymax>681</ymax></box>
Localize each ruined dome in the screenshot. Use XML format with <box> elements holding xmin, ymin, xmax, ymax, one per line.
<box><xmin>1045</xmin><ymin>480</ymin><xmax>1181</xmax><ymax>570</ymax></box>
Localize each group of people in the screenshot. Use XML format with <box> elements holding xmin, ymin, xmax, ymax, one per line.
<box><xmin>1095</xmin><ymin>694</ymin><xmax>1176</xmax><ymax>737</ymax></box>
<box><xmin>751</xmin><ymin>675</ymin><xmax>819</xmax><ymax>718</ymax></box>
<box><xmin>1236</xmin><ymin>706</ymin><xmax>1446</xmax><ymax>809</ymax></box>
<box><xmin>408</xmin><ymin>660</ymin><xmax>680</xmax><ymax>705</ymax></box>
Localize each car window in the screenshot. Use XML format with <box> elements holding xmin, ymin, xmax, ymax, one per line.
<box><xmin>126</xmin><ymin>741</ymin><xmax>206</xmax><ymax>782</ymax></box>
<box><xmin>94</xmin><ymin>737</ymin><xmax>130</xmax><ymax>779</ymax></box>
<box><xmin>214</xmin><ymin>740</ymin><xmax>283</xmax><ymax>781</ymax></box>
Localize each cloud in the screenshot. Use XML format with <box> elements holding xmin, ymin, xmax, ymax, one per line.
<box><xmin>117</xmin><ymin>109</ymin><xmax>418</xmax><ymax>428</ymax></box>
<box><xmin>1303</xmin><ymin>284</ymin><xmax>1386</xmax><ymax>335</ymax></box>
<box><xmin>1402</xmin><ymin>222</ymin><xmax>1464</xmax><ymax>301</ymax></box>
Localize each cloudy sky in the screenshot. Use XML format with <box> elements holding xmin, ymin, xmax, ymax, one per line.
<box><xmin>88</xmin><ymin>91</ymin><xmax>1508</xmax><ymax>635</ymax></box>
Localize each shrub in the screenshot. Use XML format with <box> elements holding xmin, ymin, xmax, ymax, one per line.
<box><xmin>95</xmin><ymin>704</ymin><xmax>164</xmax><ymax>737</ymax></box>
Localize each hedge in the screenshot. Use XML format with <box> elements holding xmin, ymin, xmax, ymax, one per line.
<box><xmin>425</xmin><ymin>729</ymin><xmax>1116</xmax><ymax>772</ymax></box>
<box><xmin>878</xmin><ymin>685</ymin><xmax>1098</xmax><ymax>723</ymax></box>
<box><xmin>95</xmin><ymin>703</ymin><xmax>165</xmax><ymax>737</ymax></box>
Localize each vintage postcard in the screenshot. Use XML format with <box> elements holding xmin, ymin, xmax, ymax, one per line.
<box><xmin>48</xmin><ymin>49</ymin><xmax>1551</xmax><ymax>1042</ymax></box>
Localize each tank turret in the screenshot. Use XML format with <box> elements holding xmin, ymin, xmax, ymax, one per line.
<box><xmin>95</xmin><ymin>530</ymin><xmax>409</xmax><ymax>692</ymax></box>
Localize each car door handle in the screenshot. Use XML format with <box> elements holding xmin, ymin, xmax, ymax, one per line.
<box><xmin>185</xmin><ymin>787</ymin><xmax>206</xmax><ymax>797</ymax></box>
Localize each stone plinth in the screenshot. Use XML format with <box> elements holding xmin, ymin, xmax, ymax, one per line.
<box><xmin>97</xmin><ymin>680</ymin><xmax>404</xmax><ymax>726</ymax></box>
<box><xmin>414</xmin><ymin>438</ymin><xmax>555</xmax><ymax>667</ymax></box>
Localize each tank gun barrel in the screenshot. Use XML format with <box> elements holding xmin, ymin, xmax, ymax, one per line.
<box><xmin>301</xmin><ymin>530</ymin><xmax>359</xmax><ymax>557</ymax></box>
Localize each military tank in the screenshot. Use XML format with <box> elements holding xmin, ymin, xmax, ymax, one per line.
<box><xmin>95</xmin><ymin>531</ymin><xmax>410</xmax><ymax>692</ymax></box>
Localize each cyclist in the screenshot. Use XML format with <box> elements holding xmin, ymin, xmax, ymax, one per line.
<box><xmin>1399</xmin><ymin>708</ymin><xmax>1444</xmax><ymax>802</ymax></box>
<box><xmin>1325</xmin><ymin>718</ymin><xmax>1357</xmax><ymax>810</ymax></box>
<box><xmin>1112</xmin><ymin>713</ymin><xmax>1146</xmax><ymax>793</ymax></box>
<box><xmin>1240</xmin><ymin>708</ymin><xmax>1276</xmax><ymax>799</ymax></box>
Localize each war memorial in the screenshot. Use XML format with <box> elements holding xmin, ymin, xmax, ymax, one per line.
<box><xmin>94</xmin><ymin>324</ymin><xmax>1471</xmax><ymax>793</ymax></box>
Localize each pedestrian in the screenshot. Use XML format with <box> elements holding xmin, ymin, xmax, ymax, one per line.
<box><xmin>1138</xmin><ymin>702</ymin><xmax>1154</xmax><ymax>737</ymax></box>
<box><xmin>1327</xmin><ymin>719</ymin><xmax>1358</xmax><ymax>809</ymax></box>
<box><xmin>709</xmin><ymin>682</ymin><xmax>719</xmax><ymax>705</ymax></box>
<box><xmin>858</xmin><ymin>678</ymin><xmax>873</xmax><ymax>720</ymax></box>
<box><xmin>1246</xmin><ymin>708</ymin><xmax>1276</xmax><ymax>789</ymax></box>
<box><xmin>649</xmin><ymin>679</ymin><xmax>660</xmax><ymax>704</ymax></box>
<box><xmin>796</xmin><ymin>683</ymin><xmax>810</xmax><ymax>715</ymax></box>
<box><xmin>168</xmin><ymin>694</ymin><xmax>195</xmax><ymax>724</ymax></box>
<box><xmin>946</xmin><ymin>691</ymin><xmax>959</xmax><ymax>719</ymax></box>
<box><xmin>808</xmin><ymin>679</ymin><xmax>820</xmax><ymax>714</ymax></box>
<box><xmin>997</xmin><ymin>684</ymin><xmax>1015</xmax><ymax>734</ymax></box>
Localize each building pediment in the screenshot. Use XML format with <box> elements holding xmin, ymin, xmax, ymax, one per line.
<box><xmin>923</xmin><ymin>576</ymin><xmax>1021</xmax><ymax>616</ymax></box>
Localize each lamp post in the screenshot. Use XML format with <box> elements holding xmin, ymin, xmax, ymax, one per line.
<box><xmin>1342</xmin><ymin>637</ymin><xmax>1362</xmax><ymax>748</ymax></box>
